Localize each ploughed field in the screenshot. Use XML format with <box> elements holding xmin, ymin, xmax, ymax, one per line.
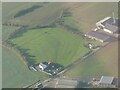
<box><xmin>11</xmin><ymin>28</ymin><xmax>89</xmax><ymax>67</ymax></box>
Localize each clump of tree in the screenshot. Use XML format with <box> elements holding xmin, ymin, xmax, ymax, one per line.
<box><xmin>32</xmin><ymin>22</ymin><xmax>57</xmax><ymax>30</ymax></box>
<box><xmin>63</xmin><ymin>24</ymin><xmax>81</xmax><ymax>34</ymax></box>
<box><xmin>14</xmin><ymin>5</ymin><xmax>42</xmax><ymax>18</ymax></box>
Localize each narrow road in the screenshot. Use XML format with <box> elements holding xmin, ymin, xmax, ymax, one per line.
<box><xmin>57</xmin><ymin>42</ymin><xmax>110</xmax><ymax>76</ymax></box>
<box><xmin>24</xmin><ymin>42</ymin><xmax>110</xmax><ymax>88</ymax></box>
<box><xmin>22</xmin><ymin>41</ymin><xmax>110</xmax><ymax>88</ymax></box>
<box><xmin>41</xmin><ymin>42</ymin><xmax>110</xmax><ymax>88</ymax></box>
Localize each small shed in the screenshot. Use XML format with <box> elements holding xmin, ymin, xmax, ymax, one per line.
<box><xmin>99</xmin><ymin>76</ymin><xmax>114</xmax><ymax>86</ymax></box>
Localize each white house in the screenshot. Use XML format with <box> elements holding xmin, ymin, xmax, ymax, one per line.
<box><xmin>39</xmin><ymin>63</ymin><xmax>48</xmax><ymax>70</ymax></box>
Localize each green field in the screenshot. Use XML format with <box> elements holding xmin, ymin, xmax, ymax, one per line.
<box><xmin>3</xmin><ymin>2</ymin><xmax>64</xmax><ymax>27</ymax></box>
<box><xmin>2</xmin><ymin>26</ymin><xmax>20</xmax><ymax>41</ymax></box>
<box><xmin>63</xmin><ymin>2</ymin><xmax>118</xmax><ymax>77</ymax></box>
<box><xmin>2</xmin><ymin>2</ymin><xmax>44</xmax><ymax>23</ymax></box>
<box><xmin>65</xmin><ymin>42</ymin><xmax>118</xmax><ymax>77</ymax></box>
<box><xmin>11</xmin><ymin>28</ymin><xmax>89</xmax><ymax>66</ymax></box>
<box><xmin>2</xmin><ymin>46</ymin><xmax>47</xmax><ymax>88</ymax></box>
<box><xmin>3</xmin><ymin>2</ymin><xmax>118</xmax><ymax>30</ymax></box>
<box><xmin>2</xmin><ymin>2</ymin><xmax>118</xmax><ymax>88</ymax></box>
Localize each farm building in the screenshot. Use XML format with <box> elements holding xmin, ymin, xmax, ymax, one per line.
<box><xmin>39</xmin><ymin>62</ymin><xmax>49</xmax><ymax>71</ymax></box>
<box><xmin>38</xmin><ymin>61</ymin><xmax>63</xmax><ymax>75</ymax></box>
<box><xmin>99</xmin><ymin>76</ymin><xmax>115</xmax><ymax>87</ymax></box>
<box><xmin>85</xmin><ymin>31</ymin><xmax>110</xmax><ymax>42</ymax></box>
<box><xmin>96</xmin><ymin>16</ymin><xmax>119</xmax><ymax>34</ymax></box>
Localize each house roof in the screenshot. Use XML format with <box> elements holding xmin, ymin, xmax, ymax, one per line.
<box><xmin>45</xmin><ymin>63</ymin><xmax>63</xmax><ymax>71</ymax></box>
<box><xmin>86</xmin><ymin>31</ymin><xmax>110</xmax><ymax>41</ymax></box>
<box><xmin>99</xmin><ymin>76</ymin><xmax>114</xmax><ymax>84</ymax></box>
<box><xmin>39</xmin><ymin>63</ymin><xmax>47</xmax><ymax>69</ymax></box>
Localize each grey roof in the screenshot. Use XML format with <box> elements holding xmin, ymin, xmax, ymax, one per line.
<box><xmin>101</xmin><ymin>17</ymin><xmax>120</xmax><ymax>32</ymax></box>
<box><xmin>102</xmin><ymin>17</ymin><xmax>119</xmax><ymax>27</ymax></box>
<box><xmin>105</xmin><ymin>23</ymin><xmax>118</xmax><ymax>32</ymax></box>
<box><xmin>45</xmin><ymin>62</ymin><xmax>63</xmax><ymax>71</ymax></box>
<box><xmin>86</xmin><ymin>31</ymin><xmax>110</xmax><ymax>41</ymax></box>
<box><xmin>100</xmin><ymin>76</ymin><xmax>114</xmax><ymax>84</ymax></box>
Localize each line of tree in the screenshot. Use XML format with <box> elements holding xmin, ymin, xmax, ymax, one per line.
<box><xmin>3</xmin><ymin>8</ymin><xmax>82</xmax><ymax>70</ymax></box>
<box><xmin>3</xmin><ymin>23</ymin><xmax>57</xmax><ymax>68</ymax></box>
<box><xmin>3</xmin><ymin>41</ymin><xmax>29</xmax><ymax>67</ymax></box>
<box><xmin>14</xmin><ymin>5</ymin><xmax>43</xmax><ymax>18</ymax></box>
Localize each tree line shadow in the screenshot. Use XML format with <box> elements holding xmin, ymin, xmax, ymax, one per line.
<box><xmin>17</xmin><ymin>46</ymin><xmax>37</xmax><ymax>66</ymax></box>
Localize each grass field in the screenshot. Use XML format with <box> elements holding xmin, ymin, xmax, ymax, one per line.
<box><xmin>3</xmin><ymin>2</ymin><xmax>32</xmax><ymax>23</ymax></box>
<box><xmin>11</xmin><ymin>28</ymin><xmax>89</xmax><ymax>66</ymax></box>
<box><xmin>2</xmin><ymin>26</ymin><xmax>20</xmax><ymax>41</ymax></box>
<box><xmin>2</xmin><ymin>46</ymin><xmax>47</xmax><ymax>88</ymax></box>
<box><xmin>3</xmin><ymin>2</ymin><xmax>117</xmax><ymax>29</ymax></box>
<box><xmin>2</xmin><ymin>2</ymin><xmax>45</xmax><ymax>23</ymax></box>
<box><xmin>63</xmin><ymin>2</ymin><xmax>118</xmax><ymax>77</ymax></box>
<box><xmin>2</xmin><ymin>2</ymin><xmax>118</xmax><ymax>87</ymax></box>
<box><xmin>3</xmin><ymin>2</ymin><xmax>64</xmax><ymax>27</ymax></box>
<box><xmin>65</xmin><ymin>41</ymin><xmax>118</xmax><ymax>77</ymax></box>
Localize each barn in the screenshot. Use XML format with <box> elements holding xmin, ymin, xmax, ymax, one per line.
<box><xmin>99</xmin><ymin>76</ymin><xmax>115</xmax><ymax>87</ymax></box>
<box><xmin>38</xmin><ymin>61</ymin><xmax>63</xmax><ymax>75</ymax></box>
<box><xmin>85</xmin><ymin>31</ymin><xmax>110</xmax><ymax>42</ymax></box>
<box><xmin>96</xmin><ymin>17</ymin><xmax>119</xmax><ymax>34</ymax></box>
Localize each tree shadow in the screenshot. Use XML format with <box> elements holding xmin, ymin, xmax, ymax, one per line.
<box><xmin>17</xmin><ymin>47</ymin><xmax>36</xmax><ymax>66</ymax></box>
<box><xmin>9</xmin><ymin>26</ymin><xmax>28</xmax><ymax>39</ymax></box>
<box><xmin>14</xmin><ymin>5</ymin><xmax>43</xmax><ymax>18</ymax></box>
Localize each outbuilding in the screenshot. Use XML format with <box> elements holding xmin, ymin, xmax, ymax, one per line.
<box><xmin>96</xmin><ymin>17</ymin><xmax>119</xmax><ymax>34</ymax></box>
<box><xmin>99</xmin><ymin>76</ymin><xmax>114</xmax><ymax>87</ymax></box>
<box><xmin>39</xmin><ymin>62</ymin><xmax>48</xmax><ymax>70</ymax></box>
<box><xmin>85</xmin><ymin>31</ymin><xmax>110</xmax><ymax>42</ymax></box>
